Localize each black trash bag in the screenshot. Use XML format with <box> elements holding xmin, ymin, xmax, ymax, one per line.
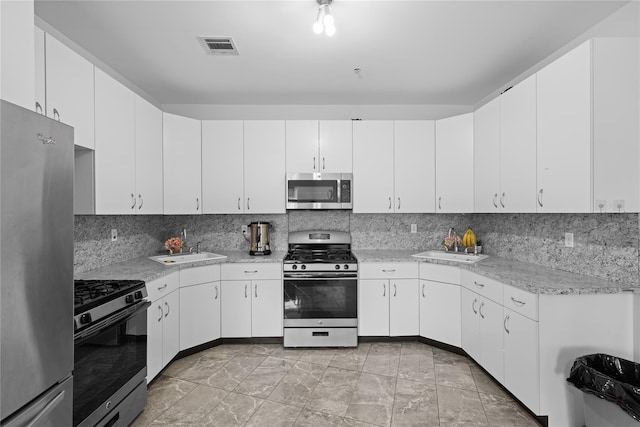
<box><xmin>567</xmin><ymin>353</ymin><xmax>640</xmax><ymax>422</ymax></box>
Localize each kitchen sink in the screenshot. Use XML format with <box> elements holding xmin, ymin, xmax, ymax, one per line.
<box><xmin>412</xmin><ymin>250</ymin><xmax>488</xmax><ymax>263</ymax></box>
<box><xmin>149</xmin><ymin>252</ymin><xmax>227</xmax><ymax>266</ymax></box>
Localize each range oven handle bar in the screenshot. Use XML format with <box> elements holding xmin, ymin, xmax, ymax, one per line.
<box><xmin>283</xmin><ymin>272</ymin><xmax>358</xmax><ymax>280</ymax></box>
<box><xmin>74</xmin><ymin>300</ymin><xmax>151</xmax><ymax>344</ymax></box>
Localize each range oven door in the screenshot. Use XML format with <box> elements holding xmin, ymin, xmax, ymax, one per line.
<box><xmin>73</xmin><ymin>301</ymin><xmax>150</xmax><ymax>427</ymax></box>
<box><xmin>283</xmin><ymin>273</ymin><xmax>357</xmax><ymax>327</ymax></box>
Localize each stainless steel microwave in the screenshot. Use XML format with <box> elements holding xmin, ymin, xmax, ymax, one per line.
<box><xmin>286</xmin><ymin>173</ymin><xmax>352</xmax><ymax>210</ymax></box>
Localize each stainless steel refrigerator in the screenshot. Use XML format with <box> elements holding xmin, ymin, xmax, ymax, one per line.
<box><xmin>0</xmin><ymin>100</ymin><xmax>74</xmax><ymax>426</ymax></box>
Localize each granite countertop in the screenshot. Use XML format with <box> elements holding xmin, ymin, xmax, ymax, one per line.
<box><xmin>354</xmin><ymin>249</ymin><xmax>639</xmax><ymax>295</ymax></box>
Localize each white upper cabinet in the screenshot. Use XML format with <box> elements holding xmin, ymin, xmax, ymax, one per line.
<box><xmin>353</xmin><ymin>121</ymin><xmax>395</xmax><ymax>213</ymax></box>
<box><xmin>537</xmin><ymin>41</ymin><xmax>592</xmax><ymax>213</ymax></box>
<box><xmin>473</xmin><ymin>97</ymin><xmax>501</xmax><ymax>212</ymax></box>
<box><xmin>202</xmin><ymin>120</ymin><xmax>245</xmax><ymax>214</ymax></box>
<box><xmin>394</xmin><ymin>120</ymin><xmax>436</xmax><ymax>213</ymax></box>
<box><xmin>286</xmin><ymin>120</ymin><xmax>352</xmax><ymax>173</ymax></box>
<box><xmin>163</xmin><ymin>113</ymin><xmax>202</xmax><ymax>214</ymax></box>
<box><xmin>45</xmin><ymin>33</ymin><xmax>95</xmax><ymax>149</ymax></box>
<box><xmin>436</xmin><ymin>113</ymin><xmax>474</xmax><ymax>212</ymax></box>
<box><xmin>34</xmin><ymin>26</ymin><xmax>45</xmax><ymax>114</ymax></box>
<box><xmin>94</xmin><ymin>69</ymin><xmax>136</xmax><ymax>214</ymax></box>
<box><xmin>244</xmin><ymin>120</ymin><xmax>286</xmax><ymax>213</ymax></box>
<box><xmin>1</xmin><ymin>0</ymin><xmax>35</xmax><ymax>110</ymax></box>
<box><xmin>134</xmin><ymin>95</ymin><xmax>164</xmax><ymax>214</ymax></box>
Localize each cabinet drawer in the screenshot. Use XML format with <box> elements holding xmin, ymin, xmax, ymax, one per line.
<box><xmin>359</xmin><ymin>263</ymin><xmax>419</xmax><ymax>279</ymax></box>
<box><xmin>460</xmin><ymin>270</ymin><xmax>503</xmax><ymax>304</ymax></box>
<box><xmin>419</xmin><ymin>263</ymin><xmax>460</xmax><ymax>284</ymax></box>
<box><xmin>504</xmin><ymin>285</ymin><xmax>538</xmax><ymax>321</ymax></box>
<box><xmin>180</xmin><ymin>264</ymin><xmax>221</xmax><ymax>287</ymax></box>
<box><xmin>146</xmin><ymin>271</ymin><xmax>179</xmax><ymax>302</ymax></box>
<box><xmin>221</xmin><ymin>263</ymin><xmax>282</xmax><ymax>280</ymax></box>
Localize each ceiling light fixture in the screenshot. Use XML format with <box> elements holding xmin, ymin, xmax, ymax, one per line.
<box><xmin>313</xmin><ymin>0</ymin><xmax>335</xmax><ymax>37</ymax></box>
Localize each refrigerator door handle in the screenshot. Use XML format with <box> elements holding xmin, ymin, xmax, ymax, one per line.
<box><xmin>25</xmin><ymin>390</ymin><xmax>66</xmax><ymax>427</ymax></box>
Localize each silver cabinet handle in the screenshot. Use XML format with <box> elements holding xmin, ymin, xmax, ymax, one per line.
<box><xmin>53</xmin><ymin>108</ymin><xmax>60</xmax><ymax>121</ymax></box>
<box><xmin>131</xmin><ymin>193</ymin><xmax>136</xmax><ymax>210</ymax></box>
<box><xmin>157</xmin><ymin>305</ymin><xmax>163</xmax><ymax>322</ymax></box>
<box><xmin>237</xmin><ymin>197</ymin><xmax>241</xmax><ymax>210</ymax></box>
<box><xmin>255</xmin><ymin>284</ymin><xmax>258</xmax><ymax>298</ymax></box>
<box><xmin>438</xmin><ymin>197</ymin><xmax>442</xmax><ymax>210</ymax></box>
<box><xmin>472</xmin><ymin>298</ymin><xmax>478</xmax><ymax>314</ymax></box>
<box><xmin>383</xmin><ymin>283</ymin><xmax>386</xmax><ymax>297</ymax></box>
<box><xmin>382</xmin><ymin>269</ymin><xmax>396</xmax><ymax>273</ymax></box>
<box><xmin>397</xmin><ymin>197</ymin><xmax>401</xmax><ymax>210</ymax></box>
<box><xmin>244</xmin><ymin>270</ymin><xmax>258</xmax><ymax>274</ymax></box>
<box><xmin>493</xmin><ymin>193</ymin><xmax>498</xmax><ymax>208</ymax></box>
<box><xmin>138</xmin><ymin>194</ymin><xmax>143</xmax><ymax>210</ymax></box>
<box><xmin>313</xmin><ymin>156</ymin><xmax>316</xmax><ymax>170</ymax></box>
<box><xmin>35</xmin><ymin>101</ymin><xmax>43</xmax><ymax>115</ymax></box>
<box><xmin>215</xmin><ymin>285</ymin><xmax>219</xmax><ymax>299</ymax></box>
<box><xmin>393</xmin><ymin>283</ymin><xmax>397</xmax><ymax>297</ymax></box>
<box><xmin>247</xmin><ymin>197</ymin><xmax>250</xmax><ymax>210</ymax></box>
<box><xmin>244</xmin><ymin>284</ymin><xmax>248</xmax><ymax>298</ymax></box>
<box><xmin>500</xmin><ymin>192</ymin><xmax>505</xmax><ymax>208</ymax></box>
<box><xmin>323</xmin><ymin>157</ymin><xmax>326</xmax><ymax>170</ymax></box>
<box><xmin>538</xmin><ymin>189</ymin><xmax>544</xmax><ymax>207</ymax></box>
<box><xmin>422</xmin><ymin>283</ymin><xmax>425</xmax><ymax>298</ymax></box>
<box><xmin>504</xmin><ymin>314</ymin><xmax>510</xmax><ymax>334</ymax></box>
<box><xmin>388</xmin><ymin>197</ymin><xmax>392</xmax><ymax>210</ymax></box>
<box><xmin>25</xmin><ymin>390</ymin><xmax>66</xmax><ymax>427</ymax></box>
<box><xmin>510</xmin><ymin>296</ymin><xmax>526</xmax><ymax>306</ymax></box>
<box><xmin>474</xmin><ymin>281</ymin><xmax>485</xmax><ymax>288</ymax></box>
<box><xmin>158</xmin><ymin>284</ymin><xmax>168</xmax><ymax>291</ymax></box>
<box><xmin>479</xmin><ymin>301</ymin><xmax>485</xmax><ymax>319</ymax></box>
<box><xmin>164</xmin><ymin>301</ymin><xmax>170</xmax><ymax>317</ymax></box>
<box><xmin>196</xmin><ymin>197</ymin><xmax>200</xmax><ymax>211</ymax></box>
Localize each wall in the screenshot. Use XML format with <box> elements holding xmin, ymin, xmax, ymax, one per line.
<box><xmin>74</xmin><ymin>212</ymin><xmax>640</xmax><ymax>287</ymax></box>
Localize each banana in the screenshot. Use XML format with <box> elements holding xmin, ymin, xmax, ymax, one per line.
<box><xmin>463</xmin><ymin>226</ymin><xmax>477</xmax><ymax>247</ymax></box>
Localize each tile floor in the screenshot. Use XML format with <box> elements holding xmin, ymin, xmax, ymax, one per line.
<box><xmin>131</xmin><ymin>341</ymin><xmax>541</xmax><ymax>426</ymax></box>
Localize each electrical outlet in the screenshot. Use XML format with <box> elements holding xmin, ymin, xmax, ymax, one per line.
<box><xmin>564</xmin><ymin>232</ymin><xmax>574</xmax><ymax>248</ymax></box>
<box><xmin>111</xmin><ymin>229</ymin><xmax>118</xmax><ymax>242</ymax></box>
<box><xmin>614</xmin><ymin>200</ymin><xmax>625</xmax><ymax>213</ymax></box>
<box><xmin>241</xmin><ymin>224</ymin><xmax>248</xmax><ymax>234</ymax></box>
<box><xmin>410</xmin><ymin>224</ymin><xmax>417</xmax><ymax>233</ymax></box>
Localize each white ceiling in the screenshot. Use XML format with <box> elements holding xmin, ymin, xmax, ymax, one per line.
<box><xmin>35</xmin><ymin>0</ymin><xmax>633</xmax><ymax>109</ymax></box>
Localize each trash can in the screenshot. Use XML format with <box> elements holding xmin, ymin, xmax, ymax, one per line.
<box><xmin>567</xmin><ymin>354</ymin><xmax>640</xmax><ymax>426</ymax></box>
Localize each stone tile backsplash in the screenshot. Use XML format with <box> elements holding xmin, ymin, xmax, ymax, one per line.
<box><xmin>75</xmin><ymin>211</ymin><xmax>640</xmax><ymax>286</ymax></box>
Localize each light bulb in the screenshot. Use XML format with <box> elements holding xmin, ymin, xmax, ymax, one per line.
<box><xmin>313</xmin><ymin>20</ymin><xmax>324</xmax><ymax>34</ymax></box>
<box><xmin>325</xmin><ymin>24</ymin><xmax>336</xmax><ymax>36</ymax></box>
<box><xmin>323</xmin><ymin>10</ymin><xmax>334</xmax><ymax>27</ymax></box>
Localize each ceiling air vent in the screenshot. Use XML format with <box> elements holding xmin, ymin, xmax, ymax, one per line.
<box><xmin>198</xmin><ymin>37</ymin><xmax>239</xmax><ymax>56</ymax></box>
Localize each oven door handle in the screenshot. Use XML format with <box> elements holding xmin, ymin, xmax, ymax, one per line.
<box><xmin>283</xmin><ymin>273</ymin><xmax>358</xmax><ymax>280</ymax></box>
<box><xmin>74</xmin><ymin>301</ymin><xmax>151</xmax><ymax>344</ymax></box>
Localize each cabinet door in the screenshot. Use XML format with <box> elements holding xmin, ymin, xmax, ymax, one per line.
<box><xmin>504</xmin><ymin>308</ymin><xmax>539</xmax><ymax>413</ymax></box>
<box><xmin>389</xmin><ymin>279</ymin><xmax>419</xmax><ymax>336</ymax></box>
<box><xmin>180</xmin><ymin>282</ymin><xmax>219</xmax><ymax>350</ymax></box>
<box><xmin>319</xmin><ymin>120</ymin><xmax>353</xmax><ymax>173</ymax></box>
<box><xmin>473</xmin><ymin>98</ymin><xmax>500</xmax><ymax>213</ymax></box>
<box><xmin>435</xmin><ymin>113</ymin><xmax>474</xmax><ymax>212</ymax></box>
<box><xmin>286</xmin><ymin>120</ymin><xmax>318</xmax><ymax>173</ymax></box>
<box><xmin>394</xmin><ymin>121</ymin><xmax>435</xmax><ymax>213</ymax></box>
<box><xmin>353</xmin><ymin>121</ymin><xmax>395</xmax><ymax>213</ymax></box>
<box><xmin>34</xmin><ymin>26</ymin><xmax>46</xmax><ymax>114</ymax></box>
<box><xmin>251</xmin><ymin>279</ymin><xmax>283</xmax><ymax>337</ymax></box>
<box><xmin>1</xmin><ymin>0</ymin><xmax>35</xmax><ymax>110</ymax></box>
<box><xmin>94</xmin><ymin>68</ymin><xmax>136</xmax><ymax>214</ymax></box>
<box><xmin>501</xmin><ymin>74</ymin><xmax>537</xmax><ymax>213</ymax></box>
<box><xmin>244</xmin><ymin>120</ymin><xmax>286</xmax><ymax>213</ymax></box>
<box><xmin>420</xmin><ymin>280</ymin><xmax>461</xmax><ymax>347</ymax></box>
<box><xmin>461</xmin><ymin>288</ymin><xmax>480</xmax><ymax>361</ymax></box>
<box><xmin>221</xmin><ymin>281</ymin><xmax>252</xmax><ymax>338</ymax></box>
<box><xmin>147</xmin><ymin>300</ymin><xmax>164</xmax><ymax>382</ymax></box>
<box><xmin>537</xmin><ymin>41</ymin><xmax>591</xmax><ymax>213</ymax></box>
<box><xmin>478</xmin><ymin>297</ymin><xmax>504</xmax><ymax>383</ymax></box>
<box><xmin>163</xmin><ymin>113</ymin><xmax>202</xmax><ymax>214</ymax></box>
<box><xmin>162</xmin><ymin>290</ymin><xmax>180</xmax><ymax>367</ymax></box>
<box><xmin>202</xmin><ymin>120</ymin><xmax>245</xmax><ymax>213</ymax></box>
<box><xmin>45</xmin><ymin>33</ymin><xmax>95</xmax><ymax>149</ymax></box>
<box><xmin>135</xmin><ymin>96</ymin><xmax>163</xmax><ymax>214</ymax></box>
<box><xmin>358</xmin><ymin>279</ymin><xmax>389</xmax><ymax>336</ymax></box>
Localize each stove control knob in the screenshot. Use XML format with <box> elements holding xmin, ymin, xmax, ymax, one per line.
<box><xmin>125</xmin><ymin>295</ymin><xmax>134</xmax><ymax>303</ymax></box>
<box><xmin>301</xmin><ymin>265</ymin><xmax>306</xmax><ymax>270</ymax></box>
<box><xmin>134</xmin><ymin>291</ymin><xmax>143</xmax><ymax>300</ymax></box>
<box><xmin>344</xmin><ymin>265</ymin><xmax>349</xmax><ymax>270</ymax></box>
<box><xmin>335</xmin><ymin>265</ymin><xmax>340</xmax><ymax>270</ymax></box>
<box><xmin>80</xmin><ymin>313</ymin><xmax>92</xmax><ymax>325</ymax></box>
<box><xmin>292</xmin><ymin>264</ymin><xmax>298</xmax><ymax>270</ymax></box>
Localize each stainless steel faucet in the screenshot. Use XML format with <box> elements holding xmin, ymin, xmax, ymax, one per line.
<box><xmin>448</xmin><ymin>227</ymin><xmax>458</xmax><ymax>252</ymax></box>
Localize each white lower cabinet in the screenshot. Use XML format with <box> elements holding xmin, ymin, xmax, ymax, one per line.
<box><xmin>358</xmin><ymin>263</ymin><xmax>419</xmax><ymax>337</ymax></box>
<box><xmin>146</xmin><ymin>272</ymin><xmax>180</xmax><ymax>382</ymax></box>
<box><xmin>179</xmin><ymin>265</ymin><xmax>221</xmax><ymax>351</ymax></box>
<box><xmin>220</xmin><ymin>263</ymin><xmax>283</xmax><ymax>338</ymax></box>
<box><xmin>419</xmin><ymin>263</ymin><xmax>461</xmax><ymax>347</ymax></box>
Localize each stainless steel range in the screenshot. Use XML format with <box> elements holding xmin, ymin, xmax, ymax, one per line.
<box><xmin>283</xmin><ymin>231</ymin><xmax>358</xmax><ymax>347</ymax></box>
<box><xmin>73</xmin><ymin>279</ymin><xmax>150</xmax><ymax>427</ymax></box>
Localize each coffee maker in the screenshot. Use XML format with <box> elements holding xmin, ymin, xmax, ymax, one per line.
<box><xmin>249</xmin><ymin>222</ymin><xmax>272</xmax><ymax>255</ymax></box>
